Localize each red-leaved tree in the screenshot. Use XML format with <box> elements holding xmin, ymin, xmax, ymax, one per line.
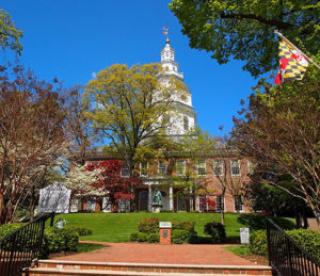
<box><xmin>86</xmin><ymin>160</ymin><xmax>141</xmax><ymax>211</ymax></box>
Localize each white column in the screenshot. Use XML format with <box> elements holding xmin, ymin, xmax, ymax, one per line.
<box><xmin>169</xmin><ymin>185</ymin><xmax>174</xmax><ymax>211</ymax></box>
<box><xmin>195</xmin><ymin>196</ymin><xmax>200</xmax><ymax>212</ymax></box>
<box><xmin>148</xmin><ymin>185</ymin><xmax>152</xmax><ymax>212</ymax></box>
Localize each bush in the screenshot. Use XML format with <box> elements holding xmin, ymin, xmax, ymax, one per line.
<box><xmin>173</xmin><ymin>221</ymin><xmax>195</xmax><ymax>233</ymax></box>
<box><xmin>0</xmin><ymin>223</ymin><xmax>23</xmax><ymax>239</ymax></box>
<box><xmin>67</xmin><ymin>226</ymin><xmax>92</xmax><ymax>236</ymax></box>
<box><xmin>287</xmin><ymin>229</ymin><xmax>320</xmax><ymax>262</ymax></box>
<box><xmin>172</xmin><ymin>229</ymin><xmax>190</xmax><ymax>244</ymax></box>
<box><xmin>130</xmin><ymin>232</ymin><xmax>139</xmax><ymax>242</ymax></box>
<box><xmin>238</xmin><ymin>214</ymin><xmax>295</xmax><ymax>230</ymax></box>
<box><xmin>138</xmin><ymin>218</ymin><xmax>159</xmax><ymax>233</ymax></box>
<box><xmin>44</xmin><ymin>227</ymin><xmax>79</xmax><ymax>254</ymax></box>
<box><xmin>136</xmin><ymin>232</ymin><xmax>148</xmax><ymax>242</ymax></box>
<box><xmin>249</xmin><ymin>230</ymin><xmax>267</xmax><ymax>256</ymax></box>
<box><xmin>147</xmin><ymin>233</ymin><xmax>159</xmax><ymax>243</ymax></box>
<box><xmin>204</xmin><ymin>221</ymin><xmax>226</xmax><ymax>243</ymax></box>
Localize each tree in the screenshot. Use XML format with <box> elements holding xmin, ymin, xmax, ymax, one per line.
<box><xmin>232</xmin><ymin>70</ymin><xmax>320</xmax><ymax>224</ymax></box>
<box><xmin>169</xmin><ymin>0</ymin><xmax>320</xmax><ymax>76</ymax></box>
<box><xmin>85</xmin><ymin>160</ymin><xmax>141</xmax><ymax>211</ymax></box>
<box><xmin>0</xmin><ymin>9</ymin><xmax>23</xmax><ymax>53</ymax></box>
<box><xmin>0</xmin><ymin>66</ymin><xmax>65</xmax><ymax>223</ymax></box>
<box><xmin>64</xmin><ymin>86</ymin><xmax>93</xmax><ymax>165</ymax></box>
<box><xmin>84</xmin><ymin>63</ymin><xmax>186</xmax><ymax>176</ymax></box>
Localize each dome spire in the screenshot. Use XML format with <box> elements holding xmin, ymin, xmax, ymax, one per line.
<box><xmin>160</xmin><ymin>26</ymin><xmax>183</xmax><ymax>78</ymax></box>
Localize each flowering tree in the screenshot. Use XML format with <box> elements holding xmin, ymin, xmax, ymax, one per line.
<box><xmin>86</xmin><ymin>160</ymin><xmax>141</xmax><ymax>211</ymax></box>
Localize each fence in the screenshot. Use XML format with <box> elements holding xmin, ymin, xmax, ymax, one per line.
<box><xmin>0</xmin><ymin>213</ymin><xmax>54</xmax><ymax>276</ymax></box>
<box><xmin>267</xmin><ymin>219</ymin><xmax>320</xmax><ymax>276</ymax></box>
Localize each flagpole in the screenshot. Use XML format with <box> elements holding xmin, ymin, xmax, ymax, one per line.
<box><xmin>274</xmin><ymin>30</ymin><xmax>320</xmax><ymax>70</ymax></box>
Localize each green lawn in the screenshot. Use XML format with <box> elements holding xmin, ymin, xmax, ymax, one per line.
<box><xmin>54</xmin><ymin>212</ymin><xmax>244</xmax><ymax>242</ymax></box>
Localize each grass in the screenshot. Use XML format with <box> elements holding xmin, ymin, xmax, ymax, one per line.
<box><xmin>225</xmin><ymin>245</ymin><xmax>251</xmax><ymax>256</ymax></box>
<box><xmin>54</xmin><ymin>212</ymin><xmax>244</xmax><ymax>242</ymax></box>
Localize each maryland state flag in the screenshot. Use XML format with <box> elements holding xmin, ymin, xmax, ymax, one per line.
<box><xmin>275</xmin><ymin>38</ymin><xmax>309</xmax><ymax>84</ymax></box>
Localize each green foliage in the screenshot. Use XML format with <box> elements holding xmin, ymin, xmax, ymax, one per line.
<box><xmin>249</xmin><ymin>230</ymin><xmax>267</xmax><ymax>256</ymax></box>
<box><xmin>204</xmin><ymin>221</ymin><xmax>226</xmax><ymax>243</ymax></box>
<box><xmin>136</xmin><ymin>232</ymin><xmax>148</xmax><ymax>242</ymax></box>
<box><xmin>138</xmin><ymin>218</ymin><xmax>159</xmax><ymax>233</ymax></box>
<box><xmin>130</xmin><ymin>232</ymin><xmax>139</xmax><ymax>242</ymax></box>
<box><xmin>238</xmin><ymin>214</ymin><xmax>295</xmax><ymax>230</ymax></box>
<box><xmin>66</xmin><ymin>226</ymin><xmax>92</xmax><ymax>236</ymax></box>
<box><xmin>147</xmin><ymin>233</ymin><xmax>160</xmax><ymax>243</ymax></box>
<box><xmin>76</xmin><ymin>243</ymin><xmax>104</xmax><ymax>253</ymax></box>
<box><xmin>173</xmin><ymin>221</ymin><xmax>195</xmax><ymax>233</ymax></box>
<box><xmin>172</xmin><ymin>229</ymin><xmax>191</xmax><ymax>244</ymax></box>
<box><xmin>0</xmin><ymin>223</ymin><xmax>22</xmax><ymax>239</ymax></box>
<box><xmin>43</xmin><ymin>227</ymin><xmax>79</xmax><ymax>254</ymax></box>
<box><xmin>0</xmin><ymin>9</ymin><xmax>23</xmax><ymax>53</ymax></box>
<box><xmin>286</xmin><ymin>229</ymin><xmax>320</xmax><ymax>262</ymax></box>
<box><xmin>170</xmin><ymin>0</ymin><xmax>320</xmax><ymax>77</ymax></box>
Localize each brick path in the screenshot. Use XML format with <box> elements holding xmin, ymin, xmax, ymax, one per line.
<box><xmin>55</xmin><ymin>242</ymin><xmax>256</xmax><ymax>266</ymax></box>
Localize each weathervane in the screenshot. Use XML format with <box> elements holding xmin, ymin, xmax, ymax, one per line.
<box><xmin>162</xmin><ymin>26</ymin><xmax>169</xmax><ymax>43</ymax></box>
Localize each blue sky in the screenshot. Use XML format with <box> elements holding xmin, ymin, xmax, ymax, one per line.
<box><xmin>1</xmin><ymin>0</ymin><xmax>257</xmax><ymax>136</ymax></box>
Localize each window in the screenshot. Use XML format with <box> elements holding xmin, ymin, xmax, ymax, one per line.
<box><xmin>176</xmin><ymin>160</ymin><xmax>186</xmax><ymax>176</ymax></box>
<box><xmin>196</xmin><ymin>160</ymin><xmax>206</xmax><ymax>176</ymax></box>
<box><xmin>213</xmin><ymin>160</ymin><xmax>224</xmax><ymax>176</ymax></box>
<box><xmin>234</xmin><ymin>195</ymin><xmax>243</xmax><ymax>212</ymax></box>
<box><xmin>158</xmin><ymin>160</ymin><xmax>167</xmax><ymax>176</ymax></box>
<box><xmin>183</xmin><ymin>116</ymin><xmax>189</xmax><ymax>131</ymax></box>
<box><xmin>216</xmin><ymin>195</ymin><xmax>224</xmax><ymax>212</ymax></box>
<box><xmin>121</xmin><ymin>163</ymin><xmax>129</xmax><ymax>177</ymax></box>
<box><xmin>140</xmin><ymin>162</ymin><xmax>148</xmax><ymax>177</ymax></box>
<box><xmin>231</xmin><ymin>160</ymin><xmax>240</xmax><ymax>176</ymax></box>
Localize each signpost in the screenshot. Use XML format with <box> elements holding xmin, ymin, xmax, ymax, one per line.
<box><xmin>159</xmin><ymin>221</ymin><xmax>172</xmax><ymax>245</ymax></box>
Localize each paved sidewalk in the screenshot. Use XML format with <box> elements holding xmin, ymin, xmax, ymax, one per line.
<box><xmin>55</xmin><ymin>242</ymin><xmax>256</xmax><ymax>266</ymax></box>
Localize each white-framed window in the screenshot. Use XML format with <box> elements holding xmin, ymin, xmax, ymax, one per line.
<box><xmin>176</xmin><ymin>160</ymin><xmax>186</xmax><ymax>176</ymax></box>
<box><xmin>140</xmin><ymin>162</ymin><xmax>148</xmax><ymax>177</ymax></box>
<box><xmin>216</xmin><ymin>195</ymin><xmax>224</xmax><ymax>212</ymax></box>
<box><xmin>158</xmin><ymin>160</ymin><xmax>167</xmax><ymax>176</ymax></box>
<box><xmin>231</xmin><ymin>160</ymin><xmax>241</xmax><ymax>176</ymax></box>
<box><xmin>234</xmin><ymin>195</ymin><xmax>243</xmax><ymax>212</ymax></box>
<box><xmin>196</xmin><ymin>160</ymin><xmax>206</xmax><ymax>176</ymax></box>
<box><xmin>213</xmin><ymin>160</ymin><xmax>224</xmax><ymax>176</ymax></box>
<box><xmin>121</xmin><ymin>163</ymin><xmax>130</xmax><ymax>177</ymax></box>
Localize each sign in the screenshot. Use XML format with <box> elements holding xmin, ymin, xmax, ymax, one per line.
<box><xmin>159</xmin><ymin>221</ymin><xmax>172</xmax><ymax>228</ymax></box>
<box><xmin>240</xmin><ymin>227</ymin><xmax>250</xmax><ymax>244</ymax></box>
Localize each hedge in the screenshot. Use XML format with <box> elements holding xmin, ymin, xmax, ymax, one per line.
<box><xmin>238</xmin><ymin>214</ymin><xmax>295</xmax><ymax>230</ymax></box>
<box><xmin>204</xmin><ymin>221</ymin><xmax>226</xmax><ymax>243</ymax></box>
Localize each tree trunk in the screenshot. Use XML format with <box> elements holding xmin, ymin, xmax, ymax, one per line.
<box><xmin>0</xmin><ymin>192</ymin><xmax>5</xmax><ymax>224</ymax></box>
<box><xmin>220</xmin><ymin>210</ymin><xmax>225</xmax><ymax>225</ymax></box>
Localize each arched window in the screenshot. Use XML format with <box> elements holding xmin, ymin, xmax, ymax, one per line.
<box><xmin>183</xmin><ymin>116</ymin><xmax>189</xmax><ymax>131</ymax></box>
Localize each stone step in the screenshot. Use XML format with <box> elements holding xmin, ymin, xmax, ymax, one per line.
<box><xmin>25</xmin><ymin>260</ymin><xmax>272</xmax><ymax>276</ymax></box>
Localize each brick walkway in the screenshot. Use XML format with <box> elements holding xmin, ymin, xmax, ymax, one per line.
<box><xmin>55</xmin><ymin>242</ymin><xmax>256</xmax><ymax>266</ymax></box>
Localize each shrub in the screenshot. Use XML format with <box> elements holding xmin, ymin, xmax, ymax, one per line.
<box><xmin>172</xmin><ymin>229</ymin><xmax>190</xmax><ymax>244</ymax></box>
<box><xmin>0</xmin><ymin>223</ymin><xmax>23</xmax><ymax>239</ymax></box>
<box><xmin>249</xmin><ymin>230</ymin><xmax>267</xmax><ymax>256</ymax></box>
<box><xmin>130</xmin><ymin>232</ymin><xmax>139</xmax><ymax>242</ymax></box>
<box><xmin>147</xmin><ymin>233</ymin><xmax>159</xmax><ymax>243</ymax></box>
<box><xmin>67</xmin><ymin>226</ymin><xmax>92</xmax><ymax>236</ymax></box>
<box><xmin>44</xmin><ymin>227</ymin><xmax>79</xmax><ymax>254</ymax></box>
<box><xmin>204</xmin><ymin>221</ymin><xmax>226</xmax><ymax>243</ymax></box>
<box><xmin>238</xmin><ymin>214</ymin><xmax>295</xmax><ymax>230</ymax></box>
<box><xmin>173</xmin><ymin>221</ymin><xmax>195</xmax><ymax>233</ymax></box>
<box><xmin>138</xmin><ymin>218</ymin><xmax>159</xmax><ymax>233</ymax></box>
<box><xmin>136</xmin><ymin>232</ymin><xmax>148</xmax><ymax>242</ymax></box>
<box><xmin>287</xmin><ymin>229</ymin><xmax>320</xmax><ymax>262</ymax></box>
